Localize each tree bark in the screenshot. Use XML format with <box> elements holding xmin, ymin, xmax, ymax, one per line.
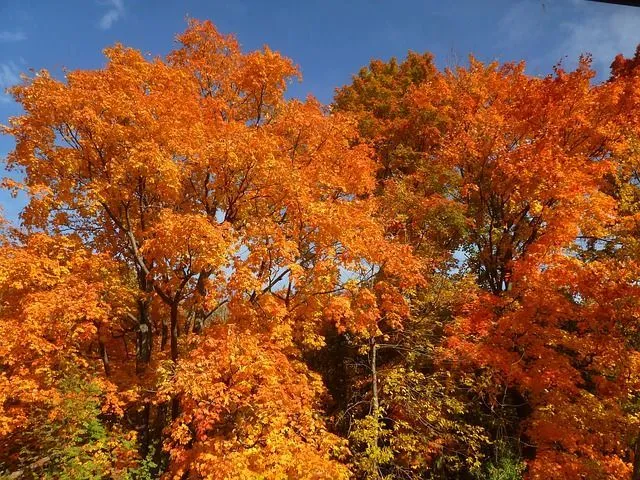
<box><xmin>169</xmin><ymin>301</ymin><xmax>181</xmax><ymax>420</ymax></box>
<box><xmin>633</xmin><ymin>437</ymin><xmax>640</xmax><ymax>480</ymax></box>
<box><xmin>170</xmin><ymin>301</ymin><xmax>179</xmax><ymax>363</ymax></box>
<box><xmin>161</xmin><ymin>319</ymin><xmax>168</xmax><ymax>351</ymax></box>
<box><xmin>370</xmin><ymin>337</ymin><xmax>381</xmax><ymax>475</ymax></box>
<box><xmin>99</xmin><ymin>338</ymin><xmax>110</xmax><ymax>377</ymax></box>
<box><xmin>140</xmin><ymin>403</ymin><xmax>151</xmax><ymax>458</ymax></box>
<box><xmin>371</xmin><ymin>338</ymin><xmax>379</xmax><ymax>412</ymax></box>
<box><xmin>136</xmin><ymin>299</ymin><xmax>152</xmax><ymax>374</ymax></box>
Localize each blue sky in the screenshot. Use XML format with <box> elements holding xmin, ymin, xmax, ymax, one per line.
<box><xmin>1</xmin><ymin>0</ymin><xmax>640</xmax><ymax>223</ymax></box>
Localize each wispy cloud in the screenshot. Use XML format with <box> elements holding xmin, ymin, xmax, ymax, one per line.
<box><xmin>498</xmin><ymin>1</ymin><xmax>547</xmax><ymax>46</ymax></box>
<box><xmin>497</xmin><ymin>1</ymin><xmax>640</xmax><ymax>79</ymax></box>
<box><xmin>0</xmin><ymin>31</ymin><xmax>26</xmax><ymax>42</ymax></box>
<box><xmin>0</xmin><ymin>61</ymin><xmax>21</xmax><ymax>104</ymax></box>
<box><xmin>98</xmin><ymin>0</ymin><xmax>125</xmax><ymax>30</ymax></box>
<box><xmin>553</xmin><ymin>7</ymin><xmax>640</xmax><ymax>76</ymax></box>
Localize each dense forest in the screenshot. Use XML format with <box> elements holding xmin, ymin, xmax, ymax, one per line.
<box><xmin>1</xmin><ymin>19</ymin><xmax>640</xmax><ymax>479</ymax></box>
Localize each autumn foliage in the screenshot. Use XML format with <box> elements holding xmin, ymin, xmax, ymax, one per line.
<box><xmin>1</xmin><ymin>20</ymin><xmax>640</xmax><ymax>480</ymax></box>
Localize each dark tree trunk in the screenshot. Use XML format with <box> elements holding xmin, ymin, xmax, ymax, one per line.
<box><xmin>192</xmin><ymin>310</ymin><xmax>204</xmax><ymax>334</ymax></box>
<box><xmin>99</xmin><ymin>338</ymin><xmax>110</xmax><ymax>377</ymax></box>
<box><xmin>633</xmin><ymin>437</ymin><xmax>640</xmax><ymax>480</ymax></box>
<box><xmin>139</xmin><ymin>403</ymin><xmax>151</xmax><ymax>458</ymax></box>
<box><xmin>161</xmin><ymin>319</ymin><xmax>168</xmax><ymax>351</ymax></box>
<box><xmin>170</xmin><ymin>301</ymin><xmax>179</xmax><ymax>363</ymax></box>
<box><xmin>151</xmin><ymin>403</ymin><xmax>169</xmax><ymax>473</ymax></box>
<box><xmin>136</xmin><ymin>299</ymin><xmax>152</xmax><ymax>374</ymax></box>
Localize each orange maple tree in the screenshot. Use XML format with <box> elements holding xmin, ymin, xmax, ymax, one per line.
<box><xmin>336</xmin><ymin>52</ymin><xmax>640</xmax><ymax>478</ymax></box>
<box><xmin>2</xmin><ymin>20</ymin><xmax>419</xmax><ymax>479</ymax></box>
<box><xmin>0</xmin><ymin>230</ymin><xmax>141</xmax><ymax>474</ymax></box>
<box><xmin>2</xmin><ymin>18</ymin><xmax>640</xmax><ymax>480</ymax></box>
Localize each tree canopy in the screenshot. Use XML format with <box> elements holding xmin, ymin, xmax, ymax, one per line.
<box><xmin>2</xmin><ymin>20</ymin><xmax>640</xmax><ymax>480</ymax></box>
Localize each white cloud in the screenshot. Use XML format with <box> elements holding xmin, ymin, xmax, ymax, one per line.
<box><xmin>499</xmin><ymin>1</ymin><xmax>546</xmax><ymax>45</ymax></box>
<box><xmin>0</xmin><ymin>31</ymin><xmax>26</xmax><ymax>42</ymax></box>
<box><xmin>554</xmin><ymin>8</ymin><xmax>640</xmax><ymax>77</ymax></box>
<box><xmin>0</xmin><ymin>61</ymin><xmax>21</xmax><ymax>104</ymax></box>
<box><xmin>98</xmin><ymin>0</ymin><xmax>125</xmax><ymax>30</ymax></box>
<box><xmin>0</xmin><ymin>62</ymin><xmax>20</xmax><ymax>86</ymax></box>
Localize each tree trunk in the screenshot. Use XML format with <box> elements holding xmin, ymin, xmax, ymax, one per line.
<box><xmin>136</xmin><ymin>299</ymin><xmax>152</xmax><ymax>374</ymax></box>
<box><xmin>139</xmin><ymin>403</ymin><xmax>151</xmax><ymax>458</ymax></box>
<box><xmin>371</xmin><ymin>338</ymin><xmax>379</xmax><ymax>412</ymax></box>
<box><xmin>171</xmin><ymin>396</ymin><xmax>180</xmax><ymax>420</ymax></box>
<box><xmin>370</xmin><ymin>337</ymin><xmax>381</xmax><ymax>476</ymax></box>
<box><xmin>151</xmin><ymin>403</ymin><xmax>169</xmax><ymax>471</ymax></box>
<box><xmin>633</xmin><ymin>437</ymin><xmax>640</xmax><ymax>480</ymax></box>
<box><xmin>169</xmin><ymin>301</ymin><xmax>181</xmax><ymax>420</ymax></box>
<box><xmin>99</xmin><ymin>338</ymin><xmax>110</xmax><ymax>377</ymax></box>
<box><xmin>170</xmin><ymin>301</ymin><xmax>179</xmax><ymax>363</ymax></box>
<box><xmin>161</xmin><ymin>319</ymin><xmax>168</xmax><ymax>351</ymax></box>
<box><xmin>193</xmin><ymin>309</ymin><xmax>204</xmax><ymax>334</ymax></box>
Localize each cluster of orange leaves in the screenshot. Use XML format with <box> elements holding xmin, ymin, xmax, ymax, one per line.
<box><xmin>2</xmin><ymin>18</ymin><xmax>640</xmax><ymax>480</ymax></box>
<box><xmin>1</xmin><ymin>19</ymin><xmax>420</xmax><ymax>478</ymax></box>
<box><xmin>335</xmin><ymin>45</ymin><xmax>640</xmax><ymax>478</ymax></box>
<box><xmin>0</xmin><ymin>233</ymin><xmax>135</xmax><ymax>452</ymax></box>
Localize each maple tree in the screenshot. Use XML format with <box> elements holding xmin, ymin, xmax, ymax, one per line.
<box><xmin>2</xmin><ymin>19</ymin><xmax>418</xmax><ymax>479</ymax></box>
<box><xmin>432</xmin><ymin>57</ymin><xmax>640</xmax><ymax>480</ymax></box>
<box><xmin>335</xmin><ymin>51</ymin><xmax>640</xmax><ymax>479</ymax></box>
<box><xmin>1</xmin><ymin>18</ymin><xmax>640</xmax><ymax>480</ymax></box>
<box><xmin>0</xmin><ymin>231</ymin><xmax>146</xmax><ymax>477</ymax></box>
